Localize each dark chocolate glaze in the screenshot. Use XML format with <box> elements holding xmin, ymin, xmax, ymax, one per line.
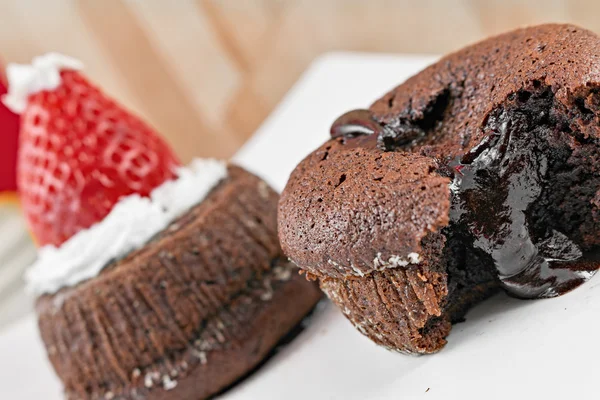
<box><xmin>450</xmin><ymin>88</ymin><xmax>597</xmax><ymax>298</ymax></box>
<box><xmin>330</xmin><ymin>109</ymin><xmax>382</xmax><ymax>138</ymax></box>
<box><xmin>330</xmin><ymin>108</ymin><xmax>418</xmax><ymax>150</ymax></box>
<box><xmin>451</xmin><ymin>126</ymin><xmax>590</xmax><ymax>297</ymax></box>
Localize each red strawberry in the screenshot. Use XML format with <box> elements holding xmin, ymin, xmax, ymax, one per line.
<box><xmin>0</xmin><ymin>66</ymin><xmax>20</xmax><ymax>197</ymax></box>
<box><xmin>4</xmin><ymin>56</ymin><xmax>181</xmax><ymax>247</ymax></box>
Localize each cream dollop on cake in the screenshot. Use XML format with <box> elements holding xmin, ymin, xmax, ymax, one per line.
<box><xmin>3</xmin><ymin>53</ymin><xmax>84</xmax><ymax>113</ymax></box>
<box><xmin>26</xmin><ymin>158</ymin><xmax>227</xmax><ymax>295</ymax></box>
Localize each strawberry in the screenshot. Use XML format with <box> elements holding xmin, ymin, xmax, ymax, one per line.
<box><xmin>3</xmin><ymin>54</ymin><xmax>181</xmax><ymax>247</ymax></box>
<box><xmin>0</xmin><ymin>66</ymin><xmax>20</xmax><ymax>197</ymax></box>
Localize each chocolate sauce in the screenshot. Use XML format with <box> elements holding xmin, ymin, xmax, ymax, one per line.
<box><xmin>451</xmin><ymin>104</ymin><xmax>597</xmax><ymax>298</ymax></box>
<box><xmin>330</xmin><ymin>109</ymin><xmax>383</xmax><ymax>138</ymax></box>
<box><xmin>330</xmin><ymin>108</ymin><xmax>432</xmax><ymax>151</ymax></box>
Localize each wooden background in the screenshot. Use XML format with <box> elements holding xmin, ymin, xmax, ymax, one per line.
<box><xmin>1</xmin><ymin>0</ymin><xmax>600</xmax><ymax>329</ymax></box>
<box><xmin>1</xmin><ymin>0</ymin><xmax>599</xmax><ymax>162</ymax></box>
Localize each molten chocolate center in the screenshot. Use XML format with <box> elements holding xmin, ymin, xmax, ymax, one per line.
<box><xmin>450</xmin><ymin>88</ymin><xmax>597</xmax><ymax>298</ymax></box>
<box><xmin>329</xmin><ymin>86</ymin><xmax>599</xmax><ymax>299</ymax></box>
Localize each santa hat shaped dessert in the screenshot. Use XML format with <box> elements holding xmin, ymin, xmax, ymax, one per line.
<box><xmin>3</xmin><ymin>53</ymin><xmax>320</xmax><ymax>400</ymax></box>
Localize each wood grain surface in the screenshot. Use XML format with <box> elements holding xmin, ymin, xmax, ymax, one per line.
<box><xmin>0</xmin><ymin>0</ymin><xmax>596</xmax><ymax>160</ymax></box>
<box><xmin>0</xmin><ymin>0</ymin><xmax>599</xmax><ymax>329</ymax></box>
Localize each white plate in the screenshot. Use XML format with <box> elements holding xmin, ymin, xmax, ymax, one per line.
<box><xmin>2</xmin><ymin>53</ymin><xmax>600</xmax><ymax>400</ymax></box>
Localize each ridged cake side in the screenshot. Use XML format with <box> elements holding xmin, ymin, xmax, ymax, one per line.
<box><xmin>37</xmin><ymin>166</ymin><xmax>322</xmax><ymax>400</ymax></box>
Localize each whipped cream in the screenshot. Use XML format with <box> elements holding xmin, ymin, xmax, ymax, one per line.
<box><xmin>2</xmin><ymin>53</ymin><xmax>83</xmax><ymax>113</ymax></box>
<box><xmin>26</xmin><ymin>159</ymin><xmax>227</xmax><ymax>295</ymax></box>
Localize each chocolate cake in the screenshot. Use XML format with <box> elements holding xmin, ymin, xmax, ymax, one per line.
<box><xmin>37</xmin><ymin>166</ymin><xmax>322</xmax><ymax>399</ymax></box>
<box><xmin>278</xmin><ymin>24</ymin><xmax>600</xmax><ymax>353</ymax></box>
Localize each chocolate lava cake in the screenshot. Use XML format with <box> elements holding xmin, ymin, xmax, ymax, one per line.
<box><xmin>37</xmin><ymin>166</ymin><xmax>322</xmax><ymax>399</ymax></box>
<box><xmin>278</xmin><ymin>24</ymin><xmax>600</xmax><ymax>353</ymax></box>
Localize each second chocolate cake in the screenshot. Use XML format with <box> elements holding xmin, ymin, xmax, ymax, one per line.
<box><xmin>278</xmin><ymin>24</ymin><xmax>600</xmax><ymax>353</ymax></box>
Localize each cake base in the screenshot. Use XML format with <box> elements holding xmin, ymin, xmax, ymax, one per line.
<box><xmin>36</xmin><ymin>166</ymin><xmax>322</xmax><ymax>399</ymax></box>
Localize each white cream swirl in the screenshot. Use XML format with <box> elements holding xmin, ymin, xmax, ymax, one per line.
<box><xmin>2</xmin><ymin>53</ymin><xmax>84</xmax><ymax>114</ymax></box>
<box><xmin>25</xmin><ymin>159</ymin><xmax>227</xmax><ymax>295</ymax></box>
